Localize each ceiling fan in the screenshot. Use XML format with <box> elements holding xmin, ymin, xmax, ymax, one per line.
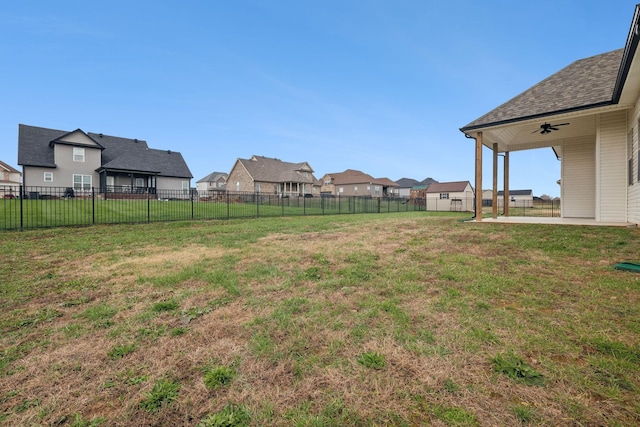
<box><xmin>533</xmin><ymin>122</ymin><xmax>569</xmax><ymax>134</ymax></box>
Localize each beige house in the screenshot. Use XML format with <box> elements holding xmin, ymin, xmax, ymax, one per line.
<box><xmin>320</xmin><ymin>169</ymin><xmax>398</xmax><ymax>197</ymax></box>
<box><xmin>17</xmin><ymin>124</ymin><xmax>192</xmax><ymax>198</ymax></box>
<box><xmin>196</xmin><ymin>171</ymin><xmax>227</xmax><ymax>197</ymax></box>
<box><xmin>227</xmin><ymin>155</ymin><xmax>318</xmax><ymax>196</ymax></box>
<box><xmin>461</xmin><ymin>4</ymin><xmax>640</xmax><ymax>225</ymax></box>
<box><xmin>425</xmin><ymin>181</ymin><xmax>474</xmax><ymax>211</ymax></box>
<box><xmin>0</xmin><ymin>160</ymin><xmax>21</xmax><ymax>198</ymax></box>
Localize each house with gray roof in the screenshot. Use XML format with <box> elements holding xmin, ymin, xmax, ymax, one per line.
<box><xmin>0</xmin><ymin>160</ymin><xmax>21</xmax><ymax>198</ymax></box>
<box><xmin>461</xmin><ymin>4</ymin><xmax>640</xmax><ymax>225</ymax></box>
<box><xmin>397</xmin><ymin>177</ymin><xmax>439</xmax><ymax>198</ymax></box>
<box><xmin>319</xmin><ymin>169</ymin><xmax>399</xmax><ymax>197</ymax></box>
<box><xmin>227</xmin><ymin>155</ymin><xmax>318</xmax><ymax>196</ymax></box>
<box><xmin>196</xmin><ymin>171</ymin><xmax>227</xmax><ymax>197</ymax></box>
<box><xmin>17</xmin><ymin>124</ymin><xmax>192</xmax><ymax>198</ymax></box>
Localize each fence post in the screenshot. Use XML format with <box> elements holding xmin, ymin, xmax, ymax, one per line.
<box><xmin>256</xmin><ymin>192</ymin><xmax>259</xmax><ymax>218</ymax></box>
<box><xmin>92</xmin><ymin>187</ymin><xmax>96</xmax><ymax>224</ymax></box>
<box><xmin>19</xmin><ymin>185</ymin><xmax>24</xmax><ymax>231</ymax></box>
<box><xmin>191</xmin><ymin>191</ymin><xmax>194</xmax><ymax>219</ymax></box>
<box><xmin>148</xmin><ymin>191</ymin><xmax>151</xmax><ymax>223</ymax></box>
<box><xmin>227</xmin><ymin>192</ymin><xmax>230</xmax><ymax>220</ymax></box>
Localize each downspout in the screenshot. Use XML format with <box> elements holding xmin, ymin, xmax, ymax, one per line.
<box><xmin>464</xmin><ymin>132</ymin><xmax>481</xmax><ymax>220</ymax></box>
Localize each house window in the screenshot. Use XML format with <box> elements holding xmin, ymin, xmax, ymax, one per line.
<box><xmin>255</xmin><ymin>183</ymin><xmax>260</xmax><ymax>192</ymax></box>
<box><xmin>236</xmin><ymin>181</ymin><xmax>240</xmax><ymax>191</ymax></box>
<box><xmin>73</xmin><ymin>174</ymin><xmax>91</xmax><ymax>191</ymax></box>
<box><xmin>44</xmin><ymin>172</ymin><xmax>53</xmax><ymax>182</ymax></box>
<box><xmin>374</xmin><ymin>186</ymin><xmax>380</xmax><ymax>195</ymax></box>
<box><xmin>354</xmin><ymin>186</ymin><xmax>358</xmax><ymax>194</ymax></box>
<box><xmin>73</xmin><ymin>147</ymin><xmax>85</xmax><ymax>162</ymax></box>
<box><xmin>440</xmin><ymin>193</ymin><xmax>449</xmax><ymax>199</ymax></box>
<box><xmin>339</xmin><ymin>187</ymin><xmax>343</xmax><ymax>193</ymax></box>
<box><xmin>182</xmin><ymin>181</ymin><xmax>189</xmax><ymax>194</ymax></box>
<box><xmin>324</xmin><ymin>178</ymin><xmax>331</xmax><ymax>185</ymax></box>
<box><xmin>135</xmin><ymin>178</ymin><xmax>145</xmax><ymax>191</ymax></box>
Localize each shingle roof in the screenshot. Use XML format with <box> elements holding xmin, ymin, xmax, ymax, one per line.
<box><xmin>395</xmin><ymin>178</ymin><xmax>420</xmax><ymax>188</ymax></box>
<box><xmin>0</xmin><ymin>160</ymin><xmax>20</xmax><ymax>173</ymax></box>
<box><xmin>425</xmin><ymin>181</ymin><xmax>471</xmax><ymax>193</ymax></box>
<box><xmin>17</xmin><ymin>124</ymin><xmax>192</xmax><ymax>178</ymax></box>
<box><xmin>326</xmin><ymin>169</ymin><xmax>376</xmax><ymax>185</ymax></box>
<box><xmin>197</xmin><ymin>172</ymin><xmax>228</xmax><ymax>183</ymax></box>
<box><xmin>461</xmin><ymin>49</ymin><xmax>624</xmax><ymax>131</ymax></box>
<box><xmin>374</xmin><ymin>177</ymin><xmax>399</xmax><ymax>187</ymax></box>
<box><xmin>238</xmin><ymin>155</ymin><xmax>316</xmax><ymax>183</ymax></box>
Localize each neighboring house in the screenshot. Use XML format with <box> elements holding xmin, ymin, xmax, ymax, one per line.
<box><xmin>227</xmin><ymin>155</ymin><xmax>318</xmax><ymax>196</ymax></box>
<box><xmin>397</xmin><ymin>177</ymin><xmax>439</xmax><ymax>198</ymax></box>
<box><xmin>375</xmin><ymin>177</ymin><xmax>401</xmax><ymax>197</ymax></box>
<box><xmin>425</xmin><ymin>181</ymin><xmax>474</xmax><ymax>212</ymax></box>
<box><xmin>17</xmin><ymin>124</ymin><xmax>192</xmax><ymax>198</ymax></box>
<box><xmin>396</xmin><ymin>178</ymin><xmax>420</xmax><ymax>198</ymax></box>
<box><xmin>196</xmin><ymin>171</ymin><xmax>227</xmax><ymax>197</ymax></box>
<box><xmin>460</xmin><ymin>5</ymin><xmax>640</xmax><ymax>225</ymax></box>
<box><xmin>320</xmin><ymin>169</ymin><xmax>397</xmax><ymax>197</ymax></box>
<box><xmin>0</xmin><ymin>160</ymin><xmax>21</xmax><ymax>198</ymax></box>
<box><xmin>482</xmin><ymin>189</ymin><xmax>533</xmax><ymax>208</ymax></box>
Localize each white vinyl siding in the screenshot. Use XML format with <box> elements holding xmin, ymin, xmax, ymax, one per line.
<box><xmin>597</xmin><ymin>111</ymin><xmax>627</xmax><ymax>222</ymax></box>
<box><xmin>629</xmin><ymin>114</ymin><xmax>640</xmax><ymax>225</ymax></box>
<box><xmin>562</xmin><ymin>138</ymin><xmax>595</xmax><ymax>218</ymax></box>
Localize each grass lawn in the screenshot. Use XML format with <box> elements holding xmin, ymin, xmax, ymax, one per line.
<box><xmin>1</xmin><ymin>212</ymin><xmax>639</xmax><ymax>426</ymax></box>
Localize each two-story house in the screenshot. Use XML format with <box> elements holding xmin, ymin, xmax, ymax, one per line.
<box><xmin>17</xmin><ymin>124</ymin><xmax>192</xmax><ymax>198</ymax></box>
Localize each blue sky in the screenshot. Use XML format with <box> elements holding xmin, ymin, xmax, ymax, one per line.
<box><xmin>2</xmin><ymin>1</ymin><xmax>638</xmax><ymax>197</ymax></box>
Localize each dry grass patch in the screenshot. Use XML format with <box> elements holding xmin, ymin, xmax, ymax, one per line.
<box><xmin>1</xmin><ymin>214</ymin><xmax>639</xmax><ymax>425</ymax></box>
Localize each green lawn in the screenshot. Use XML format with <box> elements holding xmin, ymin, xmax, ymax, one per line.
<box><xmin>0</xmin><ymin>196</ymin><xmax>423</xmax><ymax>230</ymax></box>
<box><xmin>1</xmin><ymin>212</ymin><xmax>638</xmax><ymax>426</ymax></box>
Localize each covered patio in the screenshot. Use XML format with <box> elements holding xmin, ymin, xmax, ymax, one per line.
<box><xmin>460</xmin><ymin>6</ymin><xmax>640</xmax><ymax>226</ymax></box>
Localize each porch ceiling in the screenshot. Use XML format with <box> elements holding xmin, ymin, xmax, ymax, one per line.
<box><xmin>471</xmin><ymin>105</ymin><xmax>628</xmax><ymax>154</ymax></box>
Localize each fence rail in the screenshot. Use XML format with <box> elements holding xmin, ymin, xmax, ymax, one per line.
<box><xmin>0</xmin><ymin>186</ymin><xmax>559</xmax><ymax>231</ymax></box>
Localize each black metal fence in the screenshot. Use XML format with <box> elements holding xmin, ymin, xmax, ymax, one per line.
<box><xmin>0</xmin><ymin>186</ymin><xmax>561</xmax><ymax>231</ymax></box>
<box><xmin>0</xmin><ymin>186</ymin><xmax>434</xmax><ymax>231</ymax></box>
